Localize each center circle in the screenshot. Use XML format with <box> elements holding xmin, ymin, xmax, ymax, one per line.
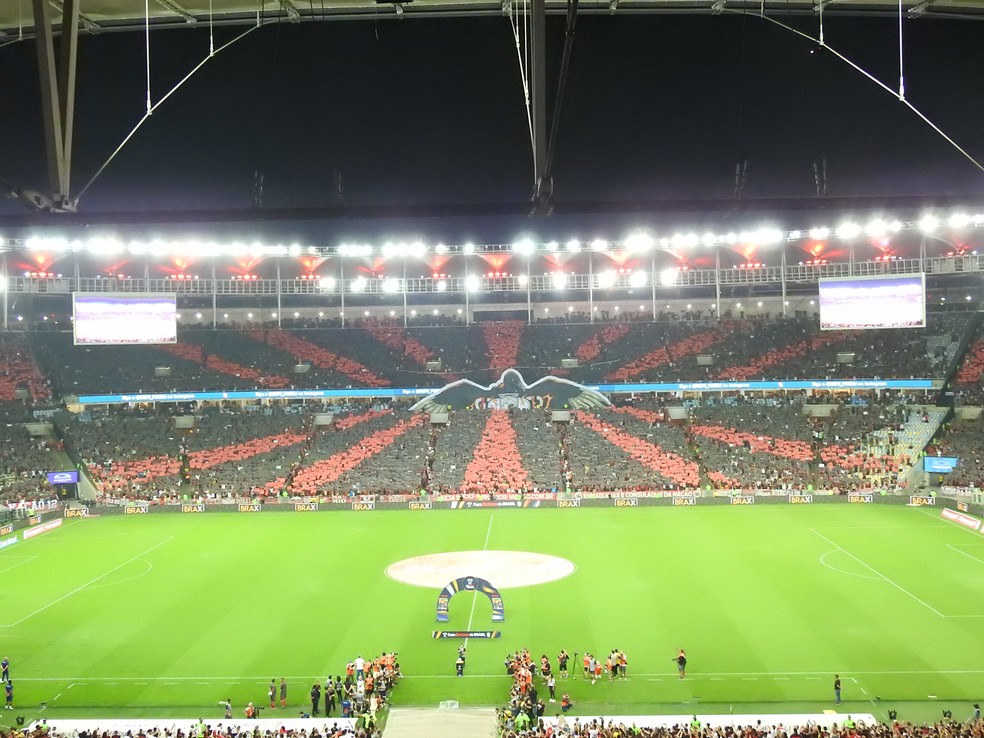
<box><xmin>386</xmin><ymin>550</ymin><xmax>576</xmax><ymax>588</ymax></box>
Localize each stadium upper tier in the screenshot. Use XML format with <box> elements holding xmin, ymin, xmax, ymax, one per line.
<box><xmin>16</xmin><ymin>312</ymin><xmax>976</xmax><ymax>397</ymax></box>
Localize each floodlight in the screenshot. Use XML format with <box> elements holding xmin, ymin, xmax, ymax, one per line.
<box><xmin>513</xmin><ymin>239</ymin><xmax>535</xmax><ymax>255</ymax></box>
<box><xmin>590</xmin><ymin>239</ymin><xmax>609</xmax><ymax>252</ymax></box>
<box><xmin>565</xmin><ymin>239</ymin><xmax>581</xmax><ymax>253</ymax></box>
<box><xmin>463</xmin><ymin>243</ymin><xmax>476</xmax><ymax>255</ymax></box>
<box><xmin>551</xmin><ymin>272</ymin><xmax>568</xmax><ymax>289</ymax></box>
<box><xmin>597</xmin><ymin>270</ymin><xmax>617</xmax><ymax>289</ymax></box>
<box><xmin>382</xmin><ymin>278</ymin><xmax>401</xmax><ymax>293</ymax></box>
<box><xmin>518</xmin><ymin>274</ymin><xmax>529</xmax><ymax>286</ymax></box>
<box><xmin>809</xmin><ymin>227</ymin><xmax>830</xmax><ymax>240</ymax></box>
<box><xmin>835</xmin><ymin>222</ymin><xmax>861</xmax><ymax>240</ymax></box>
<box><xmin>865</xmin><ymin>219</ymin><xmax>888</xmax><ymax>237</ymax></box>
<box><xmin>318</xmin><ymin>277</ymin><xmax>336</xmax><ymax>290</ymax></box>
<box><xmin>628</xmin><ymin>270</ymin><xmax>647</xmax><ymax>288</ymax></box>
<box><xmin>919</xmin><ymin>215</ymin><xmax>940</xmax><ymax>233</ymax></box>
<box><xmin>350</xmin><ymin>276</ymin><xmax>367</xmax><ymax>292</ymax></box>
<box><xmin>949</xmin><ymin>213</ymin><xmax>970</xmax><ymax>229</ymax></box>
<box><xmin>624</xmin><ymin>232</ymin><xmax>654</xmax><ymax>252</ymax></box>
<box><xmin>436</xmin><ymin>279</ymin><xmax>448</xmax><ymax>292</ymax></box>
<box><xmin>660</xmin><ymin>268</ymin><xmax>678</xmax><ymax>287</ymax></box>
<box><xmin>465</xmin><ymin>275</ymin><xmax>481</xmax><ymax>291</ymax></box>
<box><xmin>546</xmin><ymin>241</ymin><xmax>559</xmax><ymax>251</ymax></box>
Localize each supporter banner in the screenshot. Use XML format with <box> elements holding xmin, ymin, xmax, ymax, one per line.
<box><xmin>613</xmin><ymin>497</ymin><xmax>639</xmax><ymax>507</ymax></box>
<box><xmin>0</xmin><ymin>535</ymin><xmax>18</xmax><ymax>550</ymax></box>
<box><xmin>294</xmin><ymin>502</ymin><xmax>318</xmax><ymax>512</ymax></box>
<box><xmin>409</xmin><ymin>368</ymin><xmax>611</xmax><ymax>412</ymax></box>
<box><xmin>909</xmin><ymin>495</ymin><xmax>936</xmax><ymax>506</ymax></box>
<box><xmin>181</xmin><ymin>504</ymin><xmax>205</xmax><ymax>513</ymax></box>
<box><xmin>730</xmin><ymin>495</ymin><xmax>755</xmax><ymax>505</ymax></box>
<box><xmin>408</xmin><ymin>501</ymin><xmax>432</xmax><ymax>510</ymax></box>
<box><xmin>24</xmin><ymin>518</ymin><xmax>63</xmax><ymax>539</ymax></box>
<box><xmin>124</xmin><ymin>505</ymin><xmax>148</xmax><ymax>515</ymax></box>
<box><xmin>788</xmin><ymin>494</ymin><xmax>813</xmax><ymax>504</ymax></box>
<box><xmin>76</xmin><ymin>378</ymin><xmax>935</xmax><ymax>405</ymax></box>
<box><xmin>352</xmin><ymin>501</ymin><xmax>375</xmax><ymax>511</ymax></box>
<box><xmin>65</xmin><ymin>508</ymin><xmax>89</xmax><ymax>518</ymax></box>
<box><xmin>0</xmin><ymin>523</ymin><xmax>14</xmax><ymax>536</ymax></box>
<box><xmin>432</xmin><ymin>630</ymin><xmax>501</xmax><ymax>639</ymax></box>
<box><xmin>436</xmin><ymin>576</ymin><xmax>505</xmax><ymax>623</ymax></box>
<box><xmin>450</xmin><ymin>499</ymin><xmax>541</xmax><ymax>509</ymax></box>
<box><xmin>239</xmin><ymin>503</ymin><xmax>261</xmax><ymax>513</ymax></box>
<box><xmin>673</xmin><ymin>496</ymin><xmax>697</xmax><ymax>506</ymax></box>
<box><xmin>848</xmin><ymin>494</ymin><xmax>873</xmax><ymax>503</ymax></box>
<box><xmin>942</xmin><ymin>508</ymin><xmax>981</xmax><ymax>531</ymax></box>
<box><xmin>47</xmin><ymin>470</ymin><xmax>79</xmax><ymax>485</ymax></box>
<box><xmin>557</xmin><ymin>498</ymin><xmax>581</xmax><ymax>508</ymax></box>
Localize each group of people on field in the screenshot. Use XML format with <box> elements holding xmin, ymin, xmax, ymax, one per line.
<box><xmin>237</xmin><ymin>652</ymin><xmax>400</xmax><ymax>733</ymax></box>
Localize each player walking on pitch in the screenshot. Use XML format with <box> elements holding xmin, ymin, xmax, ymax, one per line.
<box><xmin>675</xmin><ymin>648</ymin><xmax>687</xmax><ymax>679</ymax></box>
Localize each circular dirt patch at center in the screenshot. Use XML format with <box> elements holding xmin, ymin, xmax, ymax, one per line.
<box><xmin>386</xmin><ymin>550</ymin><xmax>575</xmax><ymax>588</ymax></box>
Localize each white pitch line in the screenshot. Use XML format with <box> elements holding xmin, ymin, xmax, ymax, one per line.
<box><xmin>946</xmin><ymin>544</ymin><xmax>984</xmax><ymax>566</ymax></box>
<box><xmin>0</xmin><ymin>556</ymin><xmax>37</xmax><ymax>575</ymax></box>
<box><xmin>0</xmin><ymin>537</ymin><xmax>174</xmax><ymax>628</ymax></box>
<box><xmin>464</xmin><ymin>514</ymin><xmax>494</xmax><ymax>648</ymax></box>
<box><xmin>809</xmin><ymin>528</ymin><xmax>945</xmax><ymax>618</ymax></box>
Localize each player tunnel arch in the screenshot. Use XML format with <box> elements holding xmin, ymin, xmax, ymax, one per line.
<box><xmin>435</xmin><ymin>576</ymin><xmax>504</xmax><ymax>622</ymax></box>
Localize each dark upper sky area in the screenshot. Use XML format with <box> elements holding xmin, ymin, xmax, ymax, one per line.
<box><xmin>1</xmin><ymin>12</ymin><xmax>983</xmax><ymax>230</ymax></box>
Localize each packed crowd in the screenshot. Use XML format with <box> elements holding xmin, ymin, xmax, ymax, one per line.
<box><xmin>497</xmin><ymin>717</ymin><xmax>984</xmax><ymax>738</ymax></box>
<box><xmin>15</xmin><ymin>312</ymin><xmax>977</xmax><ymax>396</ymax></box>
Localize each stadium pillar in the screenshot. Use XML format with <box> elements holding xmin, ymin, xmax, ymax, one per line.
<box><xmin>588</xmin><ymin>251</ymin><xmax>594</xmax><ymax>323</ymax></box>
<box><xmin>403</xmin><ymin>258</ymin><xmax>409</xmax><ymax>327</ymax></box>
<box><xmin>211</xmin><ymin>263</ymin><xmax>217</xmax><ymax>328</ymax></box>
<box><xmin>650</xmin><ymin>251</ymin><xmax>657</xmax><ymax>320</ymax></box>
<box><xmin>339</xmin><ymin>259</ymin><xmax>346</xmax><ymax>328</ymax></box>
<box><xmin>31</xmin><ymin>0</ymin><xmax>80</xmax><ymax>211</ymax></box>
<box><xmin>526</xmin><ymin>255</ymin><xmax>532</xmax><ymax>324</ymax></box>
<box><xmin>276</xmin><ymin>261</ymin><xmax>282</xmax><ymax>328</ymax></box>
<box><xmin>714</xmin><ymin>247</ymin><xmax>722</xmax><ymax>318</ymax></box>
<box><xmin>780</xmin><ymin>248</ymin><xmax>787</xmax><ymax>317</ymax></box>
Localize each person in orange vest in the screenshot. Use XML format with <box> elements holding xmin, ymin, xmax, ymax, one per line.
<box><xmin>561</xmin><ymin>693</ymin><xmax>572</xmax><ymax>713</ymax></box>
<box><xmin>243</xmin><ymin>702</ymin><xmax>256</xmax><ymax>719</ymax></box>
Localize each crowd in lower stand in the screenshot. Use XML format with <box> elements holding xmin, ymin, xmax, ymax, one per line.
<box><xmin>495</xmin><ymin>717</ymin><xmax>984</xmax><ymax>738</ymax></box>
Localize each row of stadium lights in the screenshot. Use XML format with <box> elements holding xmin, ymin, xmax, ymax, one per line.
<box><xmin>11</xmin><ymin>292</ymin><xmax>977</xmax><ymax>325</ymax></box>
<box><xmin>15</xmin><ymin>213</ymin><xmax>984</xmax><ymax>258</ymax></box>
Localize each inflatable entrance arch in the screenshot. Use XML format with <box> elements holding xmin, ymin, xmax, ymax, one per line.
<box><xmin>435</xmin><ymin>576</ymin><xmax>505</xmax><ymax>622</ymax></box>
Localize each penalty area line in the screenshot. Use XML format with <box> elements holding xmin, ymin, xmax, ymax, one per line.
<box><xmin>0</xmin><ymin>537</ymin><xmax>174</xmax><ymax>628</ymax></box>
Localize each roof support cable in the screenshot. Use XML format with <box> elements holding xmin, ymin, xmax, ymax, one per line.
<box><xmin>897</xmin><ymin>0</ymin><xmax>905</xmax><ymax>100</ymax></box>
<box><xmin>76</xmin><ymin>22</ymin><xmax>263</xmax><ymax>200</ymax></box>
<box><xmin>737</xmin><ymin>10</ymin><xmax>984</xmax><ymax>176</ymax></box>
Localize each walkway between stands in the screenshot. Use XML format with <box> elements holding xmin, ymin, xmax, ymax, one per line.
<box><xmin>384</xmin><ymin>707</ymin><xmax>497</xmax><ymax>738</ymax></box>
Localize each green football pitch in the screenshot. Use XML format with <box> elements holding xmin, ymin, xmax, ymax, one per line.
<box><xmin>3</xmin><ymin>504</ymin><xmax>984</xmax><ymax>725</ymax></box>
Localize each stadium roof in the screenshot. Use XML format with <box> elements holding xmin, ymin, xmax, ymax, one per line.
<box><xmin>2</xmin><ymin>0</ymin><xmax>984</xmax><ymax>36</ymax></box>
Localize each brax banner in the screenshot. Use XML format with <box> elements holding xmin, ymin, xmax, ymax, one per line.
<box><xmin>788</xmin><ymin>495</ymin><xmax>813</xmax><ymax>504</ymax></box>
<box><xmin>124</xmin><ymin>506</ymin><xmax>148</xmax><ymax>514</ymax></box>
<box><xmin>613</xmin><ymin>498</ymin><xmax>639</xmax><ymax>507</ymax></box>
<box><xmin>352</xmin><ymin>500</ymin><xmax>375</xmax><ymax>511</ymax></box>
<box><xmin>557</xmin><ymin>498</ymin><xmax>581</xmax><ymax>508</ymax></box>
<box><xmin>239</xmin><ymin>503</ymin><xmax>261</xmax><ymax>512</ymax></box>
<box><xmin>181</xmin><ymin>504</ymin><xmax>205</xmax><ymax>513</ymax></box>
<box><xmin>432</xmin><ymin>631</ymin><xmax>502</xmax><ymax>639</ymax></box>
<box><xmin>848</xmin><ymin>494</ymin><xmax>873</xmax><ymax>503</ymax></box>
<box><xmin>673</xmin><ymin>497</ymin><xmax>697</xmax><ymax>506</ymax></box>
<box><xmin>0</xmin><ymin>524</ymin><xmax>13</xmax><ymax>536</ymax></box>
<box><xmin>730</xmin><ymin>495</ymin><xmax>755</xmax><ymax>505</ymax></box>
<box><xmin>408</xmin><ymin>501</ymin><xmax>432</xmax><ymax>510</ymax></box>
<box><xmin>909</xmin><ymin>495</ymin><xmax>936</xmax><ymax>506</ymax></box>
<box><xmin>65</xmin><ymin>508</ymin><xmax>90</xmax><ymax>517</ymax></box>
<box><xmin>294</xmin><ymin>503</ymin><xmax>318</xmax><ymax>512</ymax></box>
<box><xmin>436</xmin><ymin>576</ymin><xmax>505</xmax><ymax>623</ymax></box>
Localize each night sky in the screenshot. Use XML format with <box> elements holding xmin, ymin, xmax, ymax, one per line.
<box><xmin>1</xmin><ymin>12</ymin><xmax>984</xmax><ymax>237</ymax></box>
